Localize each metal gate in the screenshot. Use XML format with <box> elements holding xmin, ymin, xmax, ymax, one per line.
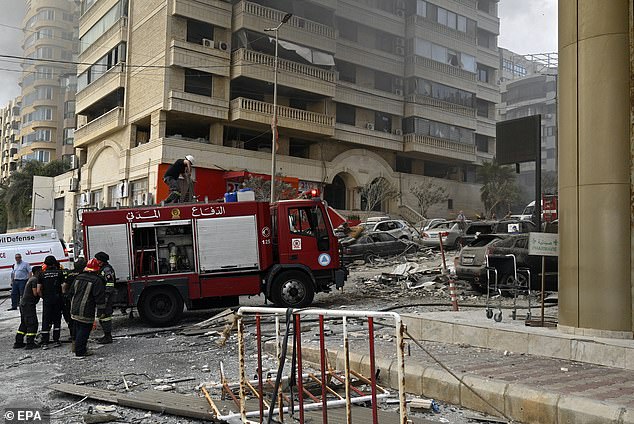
<box><xmin>205</xmin><ymin>307</ymin><xmax>408</xmax><ymax>424</ymax></box>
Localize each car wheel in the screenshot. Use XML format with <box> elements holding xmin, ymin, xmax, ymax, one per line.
<box><xmin>363</xmin><ymin>252</ymin><xmax>378</xmax><ymax>264</ymax></box>
<box><xmin>138</xmin><ymin>287</ymin><xmax>184</xmax><ymax>327</ymax></box>
<box><xmin>271</xmin><ymin>271</ymin><xmax>315</xmax><ymax>308</ymax></box>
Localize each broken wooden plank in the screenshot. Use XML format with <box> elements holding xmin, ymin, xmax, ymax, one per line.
<box><xmin>49</xmin><ymin>383</ymin><xmax>120</xmax><ymax>404</ymax></box>
<box><xmin>116</xmin><ymin>391</ymin><xmax>216</xmax><ymax>421</ymax></box>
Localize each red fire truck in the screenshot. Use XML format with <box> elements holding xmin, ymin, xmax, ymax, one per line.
<box><xmin>80</xmin><ymin>198</ymin><xmax>347</xmax><ymax>326</ymax></box>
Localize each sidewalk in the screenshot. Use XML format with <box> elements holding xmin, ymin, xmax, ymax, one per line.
<box><xmin>297</xmin><ymin>308</ymin><xmax>634</xmax><ymax>424</ymax></box>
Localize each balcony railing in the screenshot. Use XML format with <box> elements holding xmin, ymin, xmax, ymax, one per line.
<box><xmin>230</xmin><ymin>97</ymin><xmax>334</xmax><ymax>135</ymax></box>
<box><xmin>75</xmin><ymin>107</ymin><xmax>125</xmax><ymax>146</ymax></box>
<box><xmin>239</xmin><ymin>1</ymin><xmax>335</xmax><ymax>39</ymax></box>
<box><xmin>403</xmin><ymin>133</ymin><xmax>476</xmax><ymax>161</ymax></box>
<box><xmin>405</xmin><ymin>56</ymin><xmax>476</xmax><ymax>81</ymax></box>
<box><xmin>232</xmin><ymin>48</ymin><xmax>336</xmax><ymax>83</ymax></box>
<box><xmin>405</xmin><ymin>94</ymin><xmax>476</xmax><ymax>118</ymax></box>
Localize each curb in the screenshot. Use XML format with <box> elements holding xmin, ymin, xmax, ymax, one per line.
<box><xmin>264</xmin><ymin>343</ymin><xmax>631</xmax><ymax>424</ymax></box>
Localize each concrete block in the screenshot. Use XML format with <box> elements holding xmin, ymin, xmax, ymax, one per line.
<box><xmin>460</xmin><ymin>374</ymin><xmax>507</xmax><ymax>418</ymax></box>
<box><xmin>625</xmin><ymin>346</ymin><xmax>634</xmax><ymax>371</ymax></box>
<box><xmin>403</xmin><ymin>362</ymin><xmax>425</xmax><ymax>395</ymax></box>
<box><xmin>421</xmin><ymin>366</ymin><xmax>460</xmax><ymax>405</ymax></box>
<box><xmin>374</xmin><ymin>357</ymin><xmax>395</xmax><ymax>387</ymax></box>
<box><xmin>571</xmin><ymin>340</ymin><xmax>627</xmax><ymax>368</ymax></box>
<box><xmin>487</xmin><ymin>328</ymin><xmax>529</xmax><ymax>353</ymax></box>
<box><xmin>621</xmin><ymin>407</ymin><xmax>634</xmax><ymax>424</ymax></box>
<box><xmin>505</xmin><ymin>383</ymin><xmax>559</xmax><ymax>424</ymax></box>
<box><xmin>452</xmin><ymin>324</ymin><xmax>488</xmax><ymax>348</ymax></box>
<box><xmin>557</xmin><ymin>394</ymin><xmax>624</xmax><ymax>424</ymax></box>
<box><xmin>401</xmin><ymin>313</ymin><xmax>422</xmax><ymax>340</ymax></box>
<box><xmin>528</xmin><ymin>334</ymin><xmax>572</xmax><ymax>360</ymax></box>
<box><xmin>387</xmin><ymin>358</ymin><xmax>402</xmax><ymax>391</ymax></box>
<box><xmin>419</xmin><ymin>318</ymin><xmax>454</xmax><ymax>343</ymax></box>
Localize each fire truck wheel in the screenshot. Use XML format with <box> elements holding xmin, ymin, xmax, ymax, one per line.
<box><xmin>272</xmin><ymin>271</ymin><xmax>315</xmax><ymax>308</ymax></box>
<box><xmin>138</xmin><ymin>287</ymin><xmax>184</xmax><ymax>327</ymax></box>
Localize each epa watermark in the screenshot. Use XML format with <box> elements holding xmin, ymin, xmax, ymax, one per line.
<box><xmin>3</xmin><ymin>408</ymin><xmax>49</xmax><ymax>424</ymax></box>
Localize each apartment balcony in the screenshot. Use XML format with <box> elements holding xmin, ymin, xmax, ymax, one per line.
<box><xmin>476</xmin><ymin>80</ymin><xmax>500</xmax><ymax>103</ymax></box>
<box><xmin>476</xmin><ymin>45</ymin><xmax>500</xmax><ymax>69</ymax></box>
<box><xmin>338</xmin><ymin>0</ymin><xmax>405</xmax><ymax>37</ymax></box>
<box><xmin>19</xmin><ymin>141</ymin><xmax>57</xmax><ymax>155</ymax></box>
<box><xmin>79</xmin><ymin>17</ymin><xmax>127</xmax><ymax>66</ymax></box>
<box><xmin>406</xmin><ymin>15</ymin><xmax>476</xmax><ymax>46</ymax></box>
<box><xmin>403</xmin><ymin>133</ymin><xmax>476</xmax><ymax>162</ymax></box>
<box><xmin>80</xmin><ymin>0</ymin><xmax>118</xmax><ymax>34</ymax></box>
<box><xmin>75</xmin><ymin>107</ymin><xmax>125</xmax><ymax>147</ymax></box>
<box><xmin>167</xmin><ymin>90</ymin><xmax>229</xmax><ymax>120</ymax></box>
<box><xmin>230</xmin><ymin>97</ymin><xmax>334</xmax><ymax>137</ymax></box>
<box><xmin>171</xmin><ymin>0</ymin><xmax>232</xmax><ymax>28</ymax></box>
<box><xmin>404</xmin><ymin>95</ymin><xmax>477</xmax><ymax>129</ymax></box>
<box><xmin>335</xmin><ymin>82</ymin><xmax>402</xmax><ymax>116</ymax></box>
<box><xmin>232</xmin><ymin>49</ymin><xmax>336</xmax><ymax>97</ymax></box>
<box><xmin>169</xmin><ymin>39</ymin><xmax>230</xmax><ymax>77</ymax></box>
<box><xmin>476</xmin><ymin>149</ymin><xmax>495</xmax><ymax>164</ymax></box>
<box><xmin>334</xmin><ymin>123</ymin><xmax>402</xmax><ymax>151</ymax></box>
<box><xmin>76</xmin><ymin>65</ymin><xmax>126</xmax><ymax>112</ymax></box>
<box><xmin>233</xmin><ymin>1</ymin><xmax>336</xmax><ymax>53</ymax></box>
<box><xmin>405</xmin><ymin>56</ymin><xmax>476</xmax><ymax>92</ymax></box>
<box><xmin>476</xmin><ymin>10</ymin><xmax>500</xmax><ymax>35</ymax></box>
<box><xmin>337</xmin><ymin>39</ymin><xmax>404</xmax><ymax>76</ymax></box>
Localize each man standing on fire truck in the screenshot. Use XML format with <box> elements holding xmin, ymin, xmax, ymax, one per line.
<box><xmin>94</xmin><ymin>252</ymin><xmax>116</xmax><ymax>344</ymax></box>
<box><xmin>163</xmin><ymin>155</ymin><xmax>194</xmax><ymax>204</ymax></box>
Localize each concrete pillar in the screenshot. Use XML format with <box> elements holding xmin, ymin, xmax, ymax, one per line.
<box><xmin>558</xmin><ymin>0</ymin><xmax>633</xmax><ymax>337</ymax></box>
<box><xmin>150</xmin><ymin>110</ymin><xmax>166</xmax><ymax>140</ymax></box>
<box><xmin>209</xmin><ymin>123</ymin><xmax>223</xmax><ymax>146</ymax></box>
<box><xmin>277</xmin><ymin>135</ymin><xmax>290</xmax><ymax>156</ymax></box>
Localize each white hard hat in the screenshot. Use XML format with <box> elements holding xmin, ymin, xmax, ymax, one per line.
<box><xmin>185</xmin><ymin>155</ymin><xmax>195</xmax><ymax>165</ymax></box>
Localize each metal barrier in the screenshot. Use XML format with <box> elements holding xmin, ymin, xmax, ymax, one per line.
<box><xmin>212</xmin><ymin>307</ymin><xmax>408</xmax><ymax>424</ymax></box>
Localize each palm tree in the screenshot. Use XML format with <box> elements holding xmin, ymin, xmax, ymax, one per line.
<box><xmin>3</xmin><ymin>160</ymin><xmax>70</xmax><ymax>229</ymax></box>
<box><xmin>477</xmin><ymin>159</ymin><xmax>520</xmax><ymax>217</ymax></box>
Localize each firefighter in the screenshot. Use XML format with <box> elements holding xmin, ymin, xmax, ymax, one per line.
<box><xmin>163</xmin><ymin>155</ymin><xmax>194</xmax><ymax>203</ymax></box>
<box><xmin>37</xmin><ymin>256</ymin><xmax>65</xmax><ymax>349</ymax></box>
<box><xmin>70</xmin><ymin>259</ymin><xmax>106</xmax><ymax>357</ymax></box>
<box><xmin>94</xmin><ymin>251</ymin><xmax>116</xmax><ymax>344</ymax></box>
<box><xmin>13</xmin><ymin>266</ymin><xmax>42</xmax><ymax>350</ymax></box>
<box><xmin>62</xmin><ymin>257</ymin><xmax>87</xmax><ymax>347</ymax></box>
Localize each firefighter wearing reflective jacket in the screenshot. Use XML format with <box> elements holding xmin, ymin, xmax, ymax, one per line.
<box><xmin>94</xmin><ymin>252</ymin><xmax>116</xmax><ymax>344</ymax></box>
<box><xmin>13</xmin><ymin>266</ymin><xmax>42</xmax><ymax>350</ymax></box>
<box><xmin>37</xmin><ymin>256</ymin><xmax>65</xmax><ymax>349</ymax></box>
<box><xmin>70</xmin><ymin>259</ymin><xmax>106</xmax><ymax>357</ymax></box>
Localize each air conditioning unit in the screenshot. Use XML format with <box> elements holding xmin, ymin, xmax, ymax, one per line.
<box><xmin>69</xmin><ymin>177</ymin><xmax>79</xmax><ymax>192</ymax></box>
<box><xmin>202</xmin><ymin>38</ymin><xmax>213</xmax><ymax>48</ymax></box>
<box><xmin>215</xmin><ymin>41</ymin><xmax>230</xmax><ymax>51</ymax></box>
<box><xmin>395</xmin><ymin>46</ymin><xmax>405</xmax><ymax>56</ymax></box>
<box><xmin>366</xmin><ymin>122</ymin><xmax>375</xmax><ymax>130</ymax></box>
<box><xmin>393</xmin><ymin>128</ymin><xmax>403</xmax><ymax>135</ymax></box>
<box><xmin>395</xmin><ymin>8</ymin><xmax>405</xmax><ymax>17</ymax></box>
<box><xmin>69</xmin><ymin>154</ymin><xmax>79</xmax><ymax>170</ymax></box>
<box><xmin>395</xmin><ymin>37</ymin><xmax>405</xmax><ymax>47</ymax></box>
<box><xmin>394</xmin><ymin>88</ymin><xmax>403</xmax><ymax>96</ymax></box>
<box><xmin>393</xmin><ymin>77</ymin><xmax>403</xmax><ymax>87</ymax></box>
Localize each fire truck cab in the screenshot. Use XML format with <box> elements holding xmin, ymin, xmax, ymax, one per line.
<box><xmin>81</xmin><ymin>199</ymin><xmax>346</xmax><ymax>326</ymax></box>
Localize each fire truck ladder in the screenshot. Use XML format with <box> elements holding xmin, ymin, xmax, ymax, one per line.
<box><xmin>205</xmin><ymin>307</ymin><xmax>408</xmax><ymax>424</ymax></box>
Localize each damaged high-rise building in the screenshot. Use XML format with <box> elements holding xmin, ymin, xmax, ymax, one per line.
<box><xmin>57</xmin><ymin>0</ymin><xmax>500</xmax><ymax>237</ymax></box>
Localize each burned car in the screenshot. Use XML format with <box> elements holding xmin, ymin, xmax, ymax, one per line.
<box><xmin>341</xmin><ymin>232</ymin><xmax>419</xmax><ymax>263</ymax></box>
<box><xmin>457</xmin><ymin>233</ymin><xmax>558</xmax><ymax>292</ymax></box>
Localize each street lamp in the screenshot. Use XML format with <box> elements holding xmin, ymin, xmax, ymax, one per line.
<box><xmin>265</xmin><ymin>12</ymin><xmax>292</xmax><ymax>203</ymax></box>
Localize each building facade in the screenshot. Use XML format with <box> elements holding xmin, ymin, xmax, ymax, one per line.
<box><xmin>497</xmin><ymin>49</ymin><xmax>558</xmax><ymax>201</ymax></box>
<box><xmin>68</xmin><ymin>0</ymin><xmax>499</xmax><ymax>232</ymax></box>
<box><xmin>0</xmin><ymin>97</ymin><xmax>22</xmax><ymax>181</ymax></box>
<box><xmin>19</xmin><ymin>0</ymin><xmax>79</xmax><ymax>166</ymax></box>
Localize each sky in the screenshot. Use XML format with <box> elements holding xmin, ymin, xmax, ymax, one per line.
<box><xmin>0</xmin><ymin>0</ymin><xmax>559</xmax><ymax>107</ymax></box>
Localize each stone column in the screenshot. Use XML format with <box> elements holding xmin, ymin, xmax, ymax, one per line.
<box><xmin>558</xmin><ymin>0</ymin><xmax>633</xmax><ymax>337</ymax></box>
<box><xmin>150</xmin><ymin>110</ymin><xmax>166</xmax><ymax>140</ymax></box>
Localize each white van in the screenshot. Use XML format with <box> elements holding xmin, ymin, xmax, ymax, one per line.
<box><xmin>0</xmin><ymin>229</ymin><xmax>70</xmax><ymax>290</ymax></box>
